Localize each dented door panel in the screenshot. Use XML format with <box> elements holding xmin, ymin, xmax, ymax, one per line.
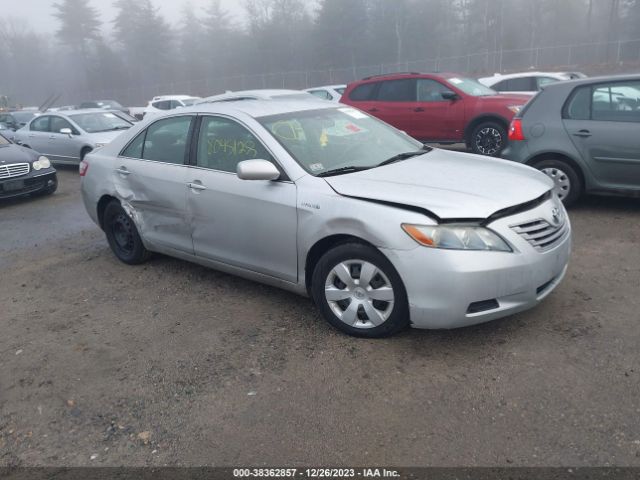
<box><xmin>113</xmin><ymin>159</ymin><xmax>193</xmax><ymax>254</ymax></box>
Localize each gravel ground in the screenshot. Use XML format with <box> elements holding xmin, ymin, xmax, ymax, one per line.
<box><xmin>1</xmin><ymin>167</ymin><xmax>639</xmax><ymax>467</ymax></box>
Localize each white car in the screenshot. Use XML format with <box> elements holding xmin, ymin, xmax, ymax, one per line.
<box><xmin>479</xmin><ymin>72</ymin><xmax>587</xmax><ymax>95</ymax></box>
<box><xmin>304</xmin><ymin>85</ymin><xmax>347</xmax><ymax>102</ymax></box>
<box><xmin>143</xmin><ymin>95</ymin><xmax>201</xmax><ymax>118</ymax></box>
<box><xmin>197</xmin><ymin>89</ymin><xmax>317</xmax><ymax>104</ymax></box>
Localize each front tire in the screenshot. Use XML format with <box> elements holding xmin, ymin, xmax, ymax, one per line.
<box><xmin>103</xmin><ymin>201</ymin><xmax>151</xmax><ymax>265</ymax></box>
<box><xmin>533</xmin><ymin>159</ymin><xmax>582</xmax><ymax>207</ymax></box>
<box><xmin>470</xmin><ymin>122</ymin><xmax>507</xmax><ymax>156</ymax></box>
<box><xmin>311</xmin><ymin>243</ymin><xmax>409</xmax><ymax>338</ymax></box>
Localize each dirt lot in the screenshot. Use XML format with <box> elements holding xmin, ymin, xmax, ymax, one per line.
<box><xmin>1</xmin><ymin>167</ymin><xmax>639</xmax><ymax>467</ymax></box>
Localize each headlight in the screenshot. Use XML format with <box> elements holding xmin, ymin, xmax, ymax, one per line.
<box><xmin>94</xmin><ymin>143</ymin><xmax>107</xmax><ymax>148</ymax></box>
<box><xmin>402</xmin><ymin>224</ymin><xmax>512</xmax><ymax>252</ymax></box>
<box><xmin>508</xmin><ymin>105</ymin><xmax>523</xmax><ymax>114</ymax></box>
<box><xmin>32</xmin><ymin>156</ymin><xmax>51</xmax><ymax>171</ymax></box>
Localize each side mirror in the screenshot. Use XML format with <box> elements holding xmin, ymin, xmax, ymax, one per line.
<box><xmin>442</xmin><ymin>90</ymin><xmax>459</xmax><ymax>101</ymax></box>
<box><xmin>60</xmin><ymin>127</ymin><xmax>73</xmax><ymax>138</ymax></box>
<box><xmin>237</xmin><ymin>159</ymin><xmax>281</xmax><ymax>181</ymax></box>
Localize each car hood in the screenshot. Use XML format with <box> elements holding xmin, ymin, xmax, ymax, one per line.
<box><xmin>0</xmin><ymin>144</ymin><xmax>38</xmax><ymax>164</ymax></box>
<box><xmin>323</xmin><ymin>149</ymin><xmax>553</xmax><ymax>220</ymax></box>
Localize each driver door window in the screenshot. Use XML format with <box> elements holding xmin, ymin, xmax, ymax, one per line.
<box><xmin>196</xmin><ymin>116</ymin><xmax>275</xmax><ymax>173</ymax></box>
<box><xmin>31</xmin><ymin>116</ymin><xmax>50</xmax><ymax>132</ymax></box>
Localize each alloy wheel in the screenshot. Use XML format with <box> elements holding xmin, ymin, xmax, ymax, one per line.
<box><xmin>475</xmin><ymin>127</ymin><xmax>503</xmax><ymax>156</ymax></box>
<box><xmin>324</xmin><ymin>260</ymin><xmax>395</xmax><ymax>329</ymax></box>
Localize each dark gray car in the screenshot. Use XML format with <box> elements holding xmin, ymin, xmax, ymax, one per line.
<box><xmin>502</xmin><ymin>74</ymin><xmax>640</xmax><ymax>205</ymax></box>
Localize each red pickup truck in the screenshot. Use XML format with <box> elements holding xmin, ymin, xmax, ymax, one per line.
<box><xmin>340</xmin><ymin>72</ymin><xmax>531</xmax><ymax>156</ymax></box>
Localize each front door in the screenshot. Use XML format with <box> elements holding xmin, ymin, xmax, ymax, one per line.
<box><xmin>187</xmin><ymin>115</ymin><xmax>298</xmax><ymax>282</ymax></box>
<box><xmin>47</xmin><ymin>115</ymin><xmax>83</xmax><ymax>163</ymax></box>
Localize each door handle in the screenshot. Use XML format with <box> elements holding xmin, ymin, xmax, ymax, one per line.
<box><xmin>115</xmin><ymin>167</ymin><xmax>131</xmax><ymax>176</ymax></box>
<box><xmin>49</xmin><ymin>135</ymin><xmax>56</xmax><ymax>139</ymax></box>
<box><xmin>573</xmin><ymin>130</ymin><xmax>592</xmax><ymax>138</ymax></box>
<box><xmin>188</xmin><ymin>182</ymin><xmax>207</xmax><ymax>191</ymax></box>
<box><xmin>28</xmin><ymin>134</ymin><xmax>35</xmax><ymax>138</ymax></box>
<box><xmin>414</xmin><ymin>107</ymin><xmax>425</xmax><ymax>112</ymax></box>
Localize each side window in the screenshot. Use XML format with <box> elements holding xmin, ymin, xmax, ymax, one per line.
<box><xmin>152</xmin><ymin>101</ymin><xmax>170</xmax><ymax>110</ymax></box>
<box><xmin>31</xmin><ymin>116</ymin><xmax>50</xmax><ymax>132</ymax></box>
<box><xmin>50</xmin><ymin>116</ymin><xmax>75</xmax><ymax>134</ymax></box>
<box><xmin>170</xmin><ymin>100</ymin><xmax>182</xmax><ymax>109</ymax></box>
<box><xmin>349</xmin><ymin>82</ymin><xmax>377</xmax><ymax>101</ymax></box>
<box><xmin>142</xmin><ymin>116</ymin><xmax>192</xmax><ymax>164</ymax></box>
<box><xmin>417</xmin><ymin>79</ymin><xmax>450</xmax><ymax>102</ymax></box>
<box><xmin>309</xmin><ymin>90</ymin><xmax>332</xmax><ymax>100</ymax></box>
<box><xmin>564</xmin><ymin>86</ymin><xmax>591</xmax><ymax>120</ymax></box>
<box><xmin>196</xmin><ymin>116</ymin><xmax>274</xmax><ymax>173</ymax></box>
<box><xmin>592</xmin><ymin>82</ymin><xmax>640</xmax><ymax>122</ymax></box>
<box><xmin>537</xmin><ymin>77</ymin><xmax>560</xmax><ymax>89</ymax></box>
<box><xmin>494</xmin><ymin>77</ymin><xmax>534</xmax><ymax>92</ymax></box>
<box><xmin>121</xmin><ymin>131</ymin><xmax>146</xmax><ymax>159</ymax></box>
<box><xmin>376</xmin><ymin>79</ymin><xmax>417</xmax><ymax>102</ymax></box>
<box><xmin>493</xmin><ymin>79</ymin><xmax>509</xmax><ymax>92</ymax></box>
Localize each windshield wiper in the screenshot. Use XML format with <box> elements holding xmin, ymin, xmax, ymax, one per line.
<box><xmin>316</xmin><ymin>166</ymin><xmax>372</xmax><ymax>178</ymax></box>
<box><xmin>377</xmin><ymin>147</ymin><xmax>431</xmax><ymax>168</ymax></box>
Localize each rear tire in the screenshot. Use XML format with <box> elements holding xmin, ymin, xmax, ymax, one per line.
<box><xmin>311</xmin><ymin>243</ymin><xmax>409</xmax><ymax>338</ymax></box>
<box><xmin>103</xmin><ymin>201</ymin><xmax>151</xmax><ymax>265</ymax></box>
<box><xmin>470</xmin><ymin>121</ymin><xmax>507</xmax><ymax>156</ymax></box>
<box><xmin>533</xmin><ymin>159</ymin><xmax>582</xmax><ymax>207</ymax></box>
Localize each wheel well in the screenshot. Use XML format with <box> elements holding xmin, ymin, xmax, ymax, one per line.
<box><xmin>81</xmin><ymin>146</ymin><xmax>93</xmax><ymax>160</ymax></box>
<box><xmin>304</xmin><ymin>234</ymin><xmax>375</xmax><ymax>294</ymax></box>
<box><xmin>465</xmin><ymin>116</ymin><xmax>509</xmax><ymax>143</ymax></box>
<box><xmin>97</xmin><ymin>195</ymin><xmax>118</xmax><ymax>230</ymax></box>
<box><xmin>526</xmin><ymin>152</ymin><xmax>586</xmax><ymax>190</ymax></box>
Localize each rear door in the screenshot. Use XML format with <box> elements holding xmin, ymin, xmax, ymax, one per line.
<box><xmin>563</xmin><ymin>80</ymin><xmax>640</xmax><ymax>190</ymax></box>
<box><xmin>370</xmin><ymin>79</ymin><xmax>420</xmax><ymax>137</ymax></box>
<box><xmin>114</xmin><ymin>115</ymin><xmax>194</xmax><ymax>253</ymax></box>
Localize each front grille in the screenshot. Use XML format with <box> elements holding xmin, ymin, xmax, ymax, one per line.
<box><xmin>0</xmin><ymin>163</ymin><xmax>30</xmax><ymax>180</ymax></box>
<box><xmin>511</xmin><ymin>218</ymin><xmax>568</xmax><ymax>252</ymax></box>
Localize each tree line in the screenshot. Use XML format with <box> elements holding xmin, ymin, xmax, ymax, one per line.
<box><xmin>1</xmin><ymin>0</ymin><xmax>639</xmax><ymax>106</ymax></box>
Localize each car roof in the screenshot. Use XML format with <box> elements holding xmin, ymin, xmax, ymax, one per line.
<box><xmin>178</xmin><ymin>98</ymin><xmax>338</xmax><ymax>119</ymax></box>
<box><xmin>199</xmin><ymin>89</ymin><xmax>314</xmax><ymax>103</ymax></box>
<box><xmin>39</xmin><ymin>109</ymin><xmax>128</xmax><ymax>117</ymax></box>
<box><xmin>151</xmin><ymin>95</ymin><xmax>200</xmax><ymax>101</ymax></box>
<box><xmin>479</xmin><ymin>71</ymin><xmax>583</xmax><ymax>83</ymax></box>
<box><xmin>305</xmin><ymin>85</ymin><xmax>346</xmax><ymax>90</ymax></box>
<box><xmin>540</xmin><ymin>73</ymin><xmax>640</xmax><ymax>91</ymax></box>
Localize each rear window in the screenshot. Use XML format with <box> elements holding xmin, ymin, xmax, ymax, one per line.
<box><xmin>348</xmin><ymin>83</ymin><xmax>377</xmax><ymax>101</ymax></box>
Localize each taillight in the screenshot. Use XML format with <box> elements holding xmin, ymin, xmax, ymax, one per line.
<box><xmin>508</xmin><ymin>118</ymin><xmax>525</xmax><ymax>141</ymax></box>
<box><xmin>79</xmin><ymin>160</ymin><xmax>89</xmax><ymax>177</ymax></box>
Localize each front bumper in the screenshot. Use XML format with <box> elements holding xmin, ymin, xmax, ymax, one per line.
<box><xmin>0</xmin><ymin>170</ymin><xmax>57</xmax><ymax>199</ymax></box>
<box><xmin>383</xmin><ymin>198</ymin><xmax>572</xmax><ymax>329</ymax></box>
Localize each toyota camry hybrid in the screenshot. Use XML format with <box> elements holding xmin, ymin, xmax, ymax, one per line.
<box><xmin>81</xmin><ymin>100</ymin><xmax>571</xmax><ymax>337</ymax></box>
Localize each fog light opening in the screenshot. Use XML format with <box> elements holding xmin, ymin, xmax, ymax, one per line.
<box><xmin>467</xmin><ymin>299</ymin><xmax>500</xmax><ymax>315</ymax></box>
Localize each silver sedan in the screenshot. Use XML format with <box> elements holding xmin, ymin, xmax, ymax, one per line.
<box><xmin>13</xmin><ymin>110</ymin><xmax>134</xmax><ymax>165</ymax></box>
<box><xmin>80</xmin><ymin>100</ymin><xmax>571</xmax><ymax>337</ymax></box>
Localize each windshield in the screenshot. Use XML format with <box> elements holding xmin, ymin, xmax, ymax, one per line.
<box><xmin>259</xmin><ymin>107</ymin><xmax>425</xmax><ymax>176</ymax></box>
<box><xmin>70</xmin><ymin>112</ymin><xmax>133</xmax><ymax>133</ymax></box>
<box><xmin>447</xmin><ymin>77</ymin><xmax>497</xmax><ymax>96</ymax></box>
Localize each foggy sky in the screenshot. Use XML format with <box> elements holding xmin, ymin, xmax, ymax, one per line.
<box><xmin>5</xmin><ymin>0</ymin><xmax>244</xmax><ymax>34</ymax></box>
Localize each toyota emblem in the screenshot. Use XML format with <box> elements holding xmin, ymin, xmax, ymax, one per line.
<box><xmin>551</xmin><ymin>207</ymin><xmax>561</xmax><ymax>226</ymax></box>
